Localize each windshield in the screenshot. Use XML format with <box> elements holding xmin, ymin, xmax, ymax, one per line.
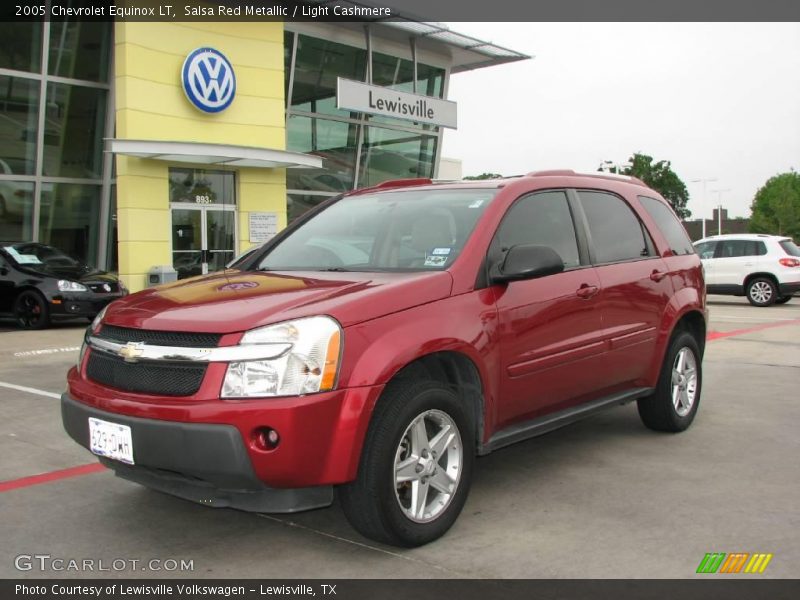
<box><xmin>3</xmin><ymin>243</ymin><xmax>83</xmax><ymax>268</ymax></box>
<box><xmin>258</xmin><ymin>188</ymin><xmax>497</xmax><ymax>272</ymax></box>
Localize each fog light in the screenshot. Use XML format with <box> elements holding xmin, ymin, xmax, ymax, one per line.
<box><xmin>254</xmin><ymin>427</ymin><xmax>280</xmax><ymax>450</ymax></box>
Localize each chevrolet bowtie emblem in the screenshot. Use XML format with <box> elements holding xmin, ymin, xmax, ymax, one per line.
<box><xmin>118</xmin><ymin>342</ymin><xmax>145</xmax><ymax>362</ymax></box>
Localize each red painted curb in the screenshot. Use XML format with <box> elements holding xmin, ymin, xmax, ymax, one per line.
<box><xmin>0</xmin><ymin>462</ymin><xmax>106</xmax><ymax>493</ymax></box>
<box><xmin>707</xmin><ymin>317</ymin><xmax>800</xmax><ymax>342</ymax></box>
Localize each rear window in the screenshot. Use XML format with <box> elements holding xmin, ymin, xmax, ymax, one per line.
<box><xmin>638</xmin><ymin>196</ymin><xmax>694</xmax><ymax>255</ymax></box>
<box><xmin>779</xmin><ymin>240</ymin><xmax>800</xmax><ymax>257</ymax></box>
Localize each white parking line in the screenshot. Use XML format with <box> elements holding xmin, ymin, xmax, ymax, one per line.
<box><xmin>0</xmin><ymin>381</ymin><xmax>61</xmax><ymax>399</ymax></box>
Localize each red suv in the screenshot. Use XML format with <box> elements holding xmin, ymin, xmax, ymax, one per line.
<box><xmin>62</xmin><ymin>171</ymin><xmax>707</xmax><ymax>547</ymax></box>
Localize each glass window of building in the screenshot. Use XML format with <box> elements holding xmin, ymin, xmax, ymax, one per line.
<box><xmin>38</xmin><ymin>183</ymin><xmax>101</xmax><ymax>267</ymax></box>
<box><xmin>358</xmin><ymin>124</ymin><xmax>437</xmax><ymax>187</ymax></box>
<box><xmin>49</xmin><ymin>20</ymin><xmax>111</xmax><ymax>82</ymax></box>
<box><xmin>0</xmin><ymin>181</ymin><xmax>35</xmax><ymax>241</ymax></box>
<box><xmin>43</xmin><ymin>83</ymin><xmax>107</xmax><ymax>178</ymax></box>
<box><xmin>372</xmin><ymin>52</ymin><xmax>444</xmax><ymax>98</ymax></box>
<box><xmin>0</xmin><ymin>76</ymin><xmax>40</xmax><ymax>175</ymax></box>
<box><xmin>291</xmin><ymin>34</ymin><xmax>366</xmax><ymax>117</ymax></box>
<box><xmin>0</xmin><ymin>22</ymin><xmax>42</xmax><ymax>72</ymax></box>
<box><xmin>169</xmin><ymin>168</ymin><xmax>236</xmax><ymax>205</ymax></box>
<box><xmin>286</xmin><ymin>115</ymin><xmax>359</xmax><ymax>193</ymax></box>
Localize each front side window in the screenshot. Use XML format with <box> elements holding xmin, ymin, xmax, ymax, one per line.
<box><xmin>579</xmin><ymin>191</ymin><xmax>651</xmax><ymax>264</ymax></box>
<box><xmin>258</xmin><ymin>189</ymin><xmax>496</xmax><ymax>271</ymax></box>
<box><xmin>490</xmin><ymin>190</ymin><xmax>581</xmax><ymax>269</ymax></box>
<box><xmin>694</xmin><ymin>241</ymin><xmax>717</xmax><ymax>259</ymax></box>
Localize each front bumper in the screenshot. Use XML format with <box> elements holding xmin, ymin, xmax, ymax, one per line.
<box><xmin>61</xmin><ymin>393</ymin><xmax>333</xmax><ymax>513</ymax></box>
<box><xmin>50</xmin><ymin>292</ymin><xmax>124</xmax><ymax>318</ymax></box>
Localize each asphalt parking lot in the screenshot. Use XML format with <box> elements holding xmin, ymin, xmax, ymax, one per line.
<box><xmin>1</xmin><ymin>297</ymin><xmax>798</xmax><ymax>579</ymax></box>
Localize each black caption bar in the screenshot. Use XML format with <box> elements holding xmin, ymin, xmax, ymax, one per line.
<box><xmin>3</xmin><ymin>0</ymin><xmax>800</xmax><ymax>22</ymax></box>
<box><xmin>5</xmin><ymin>580</ymin><xmax>800</xmax><ymax>600</ymax></box>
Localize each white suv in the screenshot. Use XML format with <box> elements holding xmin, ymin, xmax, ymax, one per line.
<box><xmin>694</xmin><ymin>234</ymin><xmax>800</xmax><ymax>306</ymax></box>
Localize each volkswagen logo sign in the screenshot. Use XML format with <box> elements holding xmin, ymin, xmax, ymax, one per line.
<box><xmin>181</xmin><ymin>47</ymin><xmax>236</xmax><ymax>113</ymax></box>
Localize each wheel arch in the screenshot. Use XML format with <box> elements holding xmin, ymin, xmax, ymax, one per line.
<box><xmin>383</xmin><ymin>351</ymin><xmax>486</xmax><ymax>455</ymax></box>
<box><xmin>743</xmin><ymin>272</ymin><xmax>779</xmax><ymax>289</ymax></box>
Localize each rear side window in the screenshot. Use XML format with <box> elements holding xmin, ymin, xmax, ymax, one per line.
<box><xmin>716</xmin><ymin>240</ymin><xmax>765</xmax><ymax>258</ymax></box>
<box><xmin>578</xmin><ymin>191</ymin><xmax>650</xmax><ymax>263</ymax></box>
<box><xmin>779</xmin><ymin>240</ymin><xmax>800</xmax><ymax>257</ymax></box>
<box><xmin>492</xmin><ymin>191</ymin><xmax>581</xmax><ymax>268</ymax></box>
<box><xmin>638</xmin><ymin>196</ymin><xmax>694</xmax><ymax>255</ymax></box>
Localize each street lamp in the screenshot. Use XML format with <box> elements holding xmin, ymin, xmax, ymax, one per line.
<box><xmin>691</xmin><ymin>177</ymin><xmax>717</xmax><ymax>238</ymax></box>
<box><xmin>710</xmin><ymin>189</ymin><xmax>731</xmax><ymax>235</ymax></box>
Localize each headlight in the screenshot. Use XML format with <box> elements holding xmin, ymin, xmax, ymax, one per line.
<box><xmin>76</xmin><ymin>340</ymin><xmax>88</xmax><ymax>371</ymax></box>
<box><xmin>58</xmin><ymin>280</ymin><xmax>87</xmax><ymax>292</ymax></box>
<box><xmin>90</xmin><ymin>305</ymin><xmax>108</xmax><ymax>333</ymax></box>
<box><xmin>222</xmin><ymin>316</ymin><xmax>342</xmax><ymax>398</ymax></box>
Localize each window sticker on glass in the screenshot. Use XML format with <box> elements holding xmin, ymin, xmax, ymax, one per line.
<box><xmin>4</xmin><ymin>247</ymin><xmax>42</xmax><ymax>264</ymax></box>
<box><xmin>468</xmin><ymin>199</ymin><xmax>484</xmax><ymax>208</ymax></box>
<box><xmin>424</xmin><ymin>255</ymin><xmax>448</xmax><ymax>267</ymax></box>
<box><xmin>431</xmin><ymin>247</ymin><xmax>451</xmax><ymax>256</ymax></box>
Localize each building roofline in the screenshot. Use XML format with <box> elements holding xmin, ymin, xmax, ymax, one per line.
<box><xmin>306</xmin><ymin>1</ymin><xmax>531</xmax><ymax>72</ymax></box>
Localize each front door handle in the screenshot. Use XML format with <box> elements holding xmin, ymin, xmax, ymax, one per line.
<box><xmin>650</xmin><ymin>270</ymin><xmax>668</xmax><ymax>282</ymax></box>
<box><xmin>576</xmin><ymin>284</ymin><xmax>599</xmax><ymax>299</ymax></box>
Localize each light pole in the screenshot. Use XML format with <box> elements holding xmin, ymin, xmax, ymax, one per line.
<box><xmin>691</xmin><ymin>177</ymin><xmax>717</xmax><ymax>239</ymax></box>
<box><xmin>710</xmin><ymin>189</ymin><xmax>731</xmax><ymax>235</ymax></box>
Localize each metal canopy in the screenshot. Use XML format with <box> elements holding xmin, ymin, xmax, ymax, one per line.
<box><xmin>305</xmin><ymin>1</ymin><xmax>531</xmax><ymax>73</ymax></box>
<box><xmin>106</xmin><ymin>139</ymin><xmax>323</xmax><ymax>169</ymax></box>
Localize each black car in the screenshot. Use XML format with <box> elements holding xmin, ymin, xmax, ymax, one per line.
<box><xmin>0</xmin><ymin>242</ymin><xmax>127</xmax><ymax>329</ymax></box>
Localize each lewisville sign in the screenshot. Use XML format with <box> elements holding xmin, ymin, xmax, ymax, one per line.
<box><xmin>336</xmin><ymin>78</ymin><xmax>457</xmax><ymax>129</ymax></box>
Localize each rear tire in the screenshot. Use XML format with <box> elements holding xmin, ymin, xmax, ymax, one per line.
<box><xmin>14</xmin><ymin>290</ymin><xmax>51</xmax><ymax>330</ymax></box>
<box><xmin>339</xmin><ymin>380</ymin><xmax>474</xmax><ymax>547</ymax></box>
<box><xmin>638</xmin><ymin>330</ymin><xmax>702</xmax><ymax>432</ymax></box>
<box><xmin>774</xmin><ymin>295</ymin><xmax>792</xmax><ymax>305</ymax></box>
<box><xmin>746</xmin><ymin>277</ymin><xmax>777</xmax><ymax>306</ymax></box>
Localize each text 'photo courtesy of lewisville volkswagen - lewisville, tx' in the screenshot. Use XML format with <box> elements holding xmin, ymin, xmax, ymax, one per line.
<box><xmin>0</xmin><ymin>1</ymin><xmax>799</xmax><ymax>599</ymax></box>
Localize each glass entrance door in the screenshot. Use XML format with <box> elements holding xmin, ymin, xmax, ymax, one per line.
<box><xmin>171</xmin><ymin>205</ymin><xmax>236</xmax><ymax>279</ymax></box>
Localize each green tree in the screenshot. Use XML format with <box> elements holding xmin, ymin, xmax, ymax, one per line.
<box><xmin>749</xmin><ymin>170</ymin><xmax>800</xmax><ymax>240</ymax></box>
<box><xmin>463</xmin><ymin>172</ymin><xmax>503</xmax><ymax>180</ymax></box>
<box><xmin>600</xmin><ymin>153</ymin><xmax>691</xmax><ymax>219</ymax></box>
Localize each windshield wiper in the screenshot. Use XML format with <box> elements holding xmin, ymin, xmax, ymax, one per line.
<box><xmin>318</xmin><ymin>267</ymin><xmax>352</xmax><ymax>272</ymax></box>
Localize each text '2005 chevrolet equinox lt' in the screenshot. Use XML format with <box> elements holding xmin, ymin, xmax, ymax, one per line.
<box><xmin>62</xmin><ymin>171</ymin><xmax>707</xmax><ymax>547</ymax></box>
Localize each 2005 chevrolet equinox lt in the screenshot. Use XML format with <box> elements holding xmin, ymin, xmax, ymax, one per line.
<box><xmin>63</xmin><ymin>171</ymin><xmax>707</xmax><ymax>547</ymax></box>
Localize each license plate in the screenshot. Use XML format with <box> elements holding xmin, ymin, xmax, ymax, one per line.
<box><xmin>89</xmin><ymin>418</ymin><xmax>134</xmax><ymax>465</ymax></box>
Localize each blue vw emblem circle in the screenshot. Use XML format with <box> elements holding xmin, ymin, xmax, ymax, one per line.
<box><xmin>181</xmin><ymin>47</ymin><xmax>236</xmax><ymax>113</ymax></box>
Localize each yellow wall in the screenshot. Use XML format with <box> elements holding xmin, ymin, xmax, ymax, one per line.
<box><xmin>115</xmin><ymin>21</ymin><xmax>286</xmax><ymax>291</ymax></box>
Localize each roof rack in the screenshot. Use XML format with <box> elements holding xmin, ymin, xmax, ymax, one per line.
<box><xmin>526</xmin><ymin>169</ymin><xmax>646</xmax><ymax>186</ymax></box>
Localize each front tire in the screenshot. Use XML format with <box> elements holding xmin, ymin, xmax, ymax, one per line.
<box><xmin>746</xmin><ymin>277</ymin><xmax>777</xmax><ymax>306</ymax></box>
<box><xmin>339</xmin><ymin>380</ymin><xmax>474</xmax><ymax>547</ymax></box>
<box><xmin>14</xmin><ymin>290</ymin><xmax>51</xmax><ymax>330</ymax></box>
<box><xmin>638</xmin><ymin>330</ymin><xmax>702</xmax><ymax>432</ymax></box>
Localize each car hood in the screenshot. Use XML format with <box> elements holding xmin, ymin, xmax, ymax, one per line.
<box><xmin>17</xmin><ymin>263</ymin><xmax>117</xmax><ymax>283</ymax></box>
<box><xmin>103</xmin><ymin>270</ymin><xmax>454</xmax><ymax>334</ymax></box>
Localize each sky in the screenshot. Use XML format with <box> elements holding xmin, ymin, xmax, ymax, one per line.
<box><xmin>440</xmin><ymin>23</ymin><xmax>800</xmax><ymax>219</ymax></box>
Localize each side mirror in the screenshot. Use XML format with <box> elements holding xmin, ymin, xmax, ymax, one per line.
<box><xmin>491</xmin><ymin>244</ymin><xmax>565</xmax><ymax>284</ymax></box>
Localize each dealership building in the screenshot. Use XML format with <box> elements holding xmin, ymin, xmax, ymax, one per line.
<box><xmin>0</xmin><ymin>12</ymin><xmax>526</xmax><ymax>291</ymax></box>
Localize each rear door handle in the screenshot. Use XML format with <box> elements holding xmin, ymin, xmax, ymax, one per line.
<box><xmin>576</xmin><ymin>284</ymin><xmax>599</xmax><ymax>299</ymax></box>
<box><xmin>650</xmin><ymin>270</ymin><xmax>668</xmax><ymax>282</ymax></box>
